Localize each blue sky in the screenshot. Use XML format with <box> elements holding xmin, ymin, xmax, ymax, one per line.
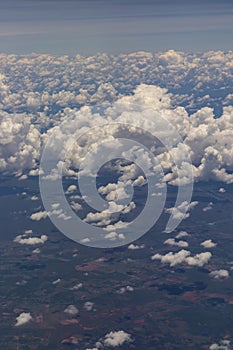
<box><xmin>1</xmin><ymin>0</ymin><xmax>233</xmax><ymax>55</ymax></box>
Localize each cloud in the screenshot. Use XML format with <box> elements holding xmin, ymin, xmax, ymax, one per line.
<box><xmin>201</xmin><ymin>239</ymin><xmax>217</xmax><ymax>248</ymax></box>
<box><xmin>103</xmin><ymin>330</ymin><xmax>132</xmax><ymax>347</ymax></box>
<box><xmin>152</xmin><ymin>249</ymin><xmax>212</xmax><ymax>267</ymax></box>
<box><xmin>209</xmin><ymin>269</ymin><xmax>229</xmax><ymax>279</ymax></box>
<box><xmin>117</xmin><ymin>286</ymin><xmax>134</xmax><ymax>294</ymax></box>
<box><xmin>164</xmin><ymin>238</ymin><xmax>188</xmax><ymax>248</ymax></box>
<box><xmin>202</xmin><ymin>202</ymin><xmax>213</xmax><ymax>212</ymax></box>
<box><xmin>30</xmin><ymin>211</ymin><xmax>48</xmax><ymax>221</ymax></box>
<box><xmin>14</xmin><ymin>234</ymin><xmax>48</xmax><ymax>245</ymax></box>
<box><xmin>84</xmin><ymin>302</ymin><xmax>94</xmax><ymax>311</ymax></box>
<box><xmin>165</xmin><ymin>201</ymin><xmax>198</xmax><ymax>221</ymax></box>
<box><xmin>64</xmin><ymin>305</ymin><xmax>79</xmax><ymax>316</ymax></box>
<box><xmin>15</xmin><ymin>312</ymin><xmax>32</xmax><ymax>327</ymax></box>
<box><xmin>128</xmin><ymin>243</ymin><xmax>145</xmax><ymax>250</ymax></box>
<box><xmin>209</xmin><ymin>340</ymin><xmax>231</xmax><ymax>350</ymax></box>
<box><xmin>175</xmin><ymin>231</ymin><xmax>189</xmax><ymax>239</ymax></box>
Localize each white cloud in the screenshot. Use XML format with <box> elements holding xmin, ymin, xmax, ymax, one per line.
<box><xmin>64</xmin><ymin>305</ymin><xmax>79</xmax><ymax>316</ymax></box>
<box><xmin>14</xmin><ymin>234</ymin><xmax>47</xmax><ymax>245</ymax></box>
<box><xmin>84</xmin><ymin>302</ymin><xmax>94</xmax><ymax>311</ymax></box>
<box><xmin>15</xmin><ymin>312</ymin><xmax>32</xmax><ymax>327</ymax></box>
<box><xmin>201</xmin><ymin>239</ymin><xmax>217</xmax><ymax>248</ymax></box>
<box><xmin>30</xmin><ymin>211</ymin><xmax>48</xmax><ymax>221</ymax></box>
<box><xmin>128</xmin><ymin>243</ymin><xmax>145</xmax><ymax>250</ymax></box>
<box><xmin>165</xmin><ymin>201</ymin><xmax>198</xmax><ymax>220</ymax></box>
<box><xmin>66</xmin><ymin>184</ymin><xmax>77</xmax><ymax>194</ymax></box>
<box><xmin>175</xmin><ymin>231</ymin><xmax>189</xmax><ymax>239</ymax></box>
<box><xmin>103</xmin><ymin>330</ymin><xmax>132</xmax><ymax>347</ymax></box>
<box><xmin>117</xmin><ymin>286</ymin><xmax>134</xmax><ymax>294</ymax></box>
<box><xmin>209</xmin><ymin>340</ymin><xmax>231</xmax><ymax>350</ymax></box>
<box><xmin>202</xmin><ymin>202</ymin><xmax>213</xmax><ymax>212</ymax></box>
<box><xmin>209</xmin><ymin>269</ymin><xmax>229</xmax><ymax>279</ymax></box>
<box><xmin>218</xmin><ymin>187</ymin><xmax>226</xmax><ymax>193</ymax></box>
<box><xmin>164</xmin><ymin>238</ymin><xmax>188</xmax><ymax>248</ymax></box>
<box><xmin>152</xmin><ymin>249</ymin><xmax>212</xmax><ymax>267</ymax></box>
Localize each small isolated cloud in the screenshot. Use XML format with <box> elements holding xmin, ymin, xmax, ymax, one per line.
<box><xmin>202</xmin><ymin>202</ymin><xmax>213</xmax><ymax>212</ymax></box>
<box><xmin>84</xmin><ymin>301</ymin><xmax>94</xmax><ymax>311</ymax></box>
<box><xmin>80</xmin><ymin>238</ymin><xmax>91</xmax><ymax>244</ymax></box>
<box><xmin>103</xmin><ymin>330</ymin><xmax>132</xmax><ymax>347</ymax></box>
<box><xmin>209</xmin><ymin>339</ymin><xmax>231</xmax><ymax>350</ymax></box>
<box><xmin>175</xmin><ymin>231</ymin><xmax>189</xmax><ymax>239</ymax></box>
<box><xmin>201</xmin><ymin>239</ymin><xmax>217</xmax><ymax>248</ymax></box>
<box><xmin>165</xmin><ymin>201</ymin><xmax>198</xmax><ymax>220</ymax></box>
<box><xmin>14</xmin><ymin>234</ymin><xmax>47</xmax><ymax>245</ymax></box>
<box><xmin>209</xmin><ymin>269</ymin><xmax>229</xmax><ymax>279</ymax></box>
<box><xmin>52</xmin><ymin>278</ymin><xmax>61</xmax><ymax>285</ymax></box>
<box><xmin>70</xmin><ymin>283</ymin><xmax>83</xmax><ymax>291</ymax></box>
<box><xmin>218</xmin><ymin>188</ymin><xmax>226</xmax><ymax>193</ymax></box>
<box><xmin>31</xmin><ymin>195</ymin><xmax>39</xmax><ymax>201</ymax></box>
<box><xmin>15</xmin><ymin>312</ymin><xmax>32</xmax><ymax>327</ymax></box>
<box><xmin>30</xmin><ymin>210</ymin><xmax>48</xmax><ymax>221</ymax></box>
<box><xmin>104</xmin><ymin>232</ymin><xmax>125</xmax><ymax>241</ymax></box>
<box><xmin>64</xmin><ymin>305</ymin><xmax>79</xmax><ymax>316</ymax></box>
<box><xmin>128</xmin><ymin>244</ymin><xmax>145</xmax><ymax>250</ymax></box>
<box><xmin>66</xmin><ymin>184</ymin><xmax>77</xmax><ymax>194</ymax></box>
<box><xmin>117</xmin><ymin>286</ymin><xmax>134</xmax><ymax>294</ymax></box>
<box><xmin>164</xmin><ymin>238</ymin><xmax>188</xmax><ymax>248</ymax></box>
<box><xmin>32</xmin><ymin>248</ymin><xmax>40</xmax><ymax>254</ymax></box>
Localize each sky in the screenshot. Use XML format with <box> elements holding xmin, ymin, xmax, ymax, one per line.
<box><xmin>0</xmin><ymin>0</ymin><xmax>233</xmax><ymax>55</ymax></box>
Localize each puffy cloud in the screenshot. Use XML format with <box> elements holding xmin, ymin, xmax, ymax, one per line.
<box><xmin>165</xmin><ymin>201</ymin><xmax>198</xmax><ymax>221</ymax></box>
<box><xmin>66</xmin><ymin>184</ymin><xmax>77</xmax><ymax>193</ymax></box>
<box><xmin>201</xmin><ymin>239</ymin><xmax>217</xmax><ymax>248</ymax></box>
<box><xmin>15</xmin><ymin>312</ymin><xmax>32</xmax><ymax>327</ymax></box>
<box><xmin>209</xmin><ymin>340</ymin><xmax>231</xmax><ymax>350</ymax></box>
<box><xmin>117</xmin><ymin>286</ymin><xmax>134</xmax><ymax>294</ymax></box>
<box><xmin>202</xmin><ymin>202</ymin><xmax>213</xmax><ymax>212</ymax></box>
<box><xmin>164</xmin><ymin>238</ymin><xmax>188</xmax><ymax>248</ymax></box>
<box><xmin>30</xmin><ymin>210</ymin><xmax>48</xmax><ymax>221</ymax></box>
<box><xmin>103</xmin><ymin>330</ymin><xmax>132</xmax><ymax>347</ymax></box>
<box><xmin>152</xmin><ymin>249</ymin><xmax>212</xmax><ymax>267</ymax></box>
<box><xmin>185</xmin><ymin>252</ymin><xmax>212</xmax><ymax>267</ymax></box>
<box><xmin>64</xmin><ymin>305</ymin><xmax>79</xmax><ymax>316</ymax></box>
<box><xmin>175</xmin><ymin>231</ymin><xmax>189</xmax><ymax>239</ymax></box>
<box><xmin>152</xmin><ymin>249</ymin><xmax>190</xmax><ymax>267</ymax></box>
<box><xmin>209</xmin><ymin>269</ymin><xmax>229</xmax><ymax>279</ymax></box>
<box><xmin>84</xmin><ymin>301</ymin><xmax>94</xmax><ymax>311</ymax></box>
<box><xmin>70</xmin><ymin>283</ymin><xmax>83</xmax><ymax>291</ymax></box>
<box><xmin>128</xmin><ymin>243</ymin><xmax>145</xmax><ymax>250</ymax></box>
<box><xmin>218</xmin><ymin>187</ymin><xmax>226</xmax><ymax>193</ymax></box>
<box><xmin>14</xmin><ymin>234</ymin><xmax>47</xmax><ymax>245</ymax></box>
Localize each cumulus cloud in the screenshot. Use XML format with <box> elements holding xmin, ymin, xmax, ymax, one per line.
<box><xmin>152</xmin><ymin>249</ymin><xmax>212</xmax><ymax>267</ymax></box>
<box><xmin>64</xmin><ymin>305</ymin><xmax>79</xmax><ymax>316</ymax></box>
<box><xmin>14</xmin><ymin>234</ymin><xmax>47</xmax><ymax>245</ymax></box>
<box><xmin>201</xmin><ymin>239</ymin><xmax>217</xmax><ymax>248</ymax></box>
<box><xmin>165</xmin><ymin>201</ymin><xmax>198</xmax><ymax>220</ymax></box>
<box><xmin>103</xmin><ymin>330</ymin><xmax>132</xmax><ymax>347</ymax></box>
<box><xmin>202</xmin><ymin>202</ymin><xmax>213</xmax><ymax>212</ymax></box>
<box><xmin>175</xmin><ymin>231</ymin><xmax>189</xmax><ymax>239</ymax></box>
<box><xmin>128</xmin><ymin>243</ymin><xmax>145</xmax><ymax>250</ymax></box>
<box><xmin>30</xmin><ymin>210</ymin><xmax>48</xmax><ymax>221</ymax></box>
<box><xmin>209</xmin><ymin>340</ymin><xmax>231</xmax><ymax>350</ymax></box>
<box><xmin>164</xmin><ymin>238</ymin><xmax>188</xmax><ymax>248</ymax></box>
<box><xmin>84</xmin><ymin>301</ymin><xmax>94</xmax><ymax>311</ymax></box>
<box><xmin>117</xmin><ymin>286</ymin><xmax>134</xmax><ymax>294</ymax></box>
<box><xmin>209</xmin><ymin>269</ymin><xmax>229</xmax><ymax>279</ymax></box>
<box><xmin>15</xmin><ymin>312</ymin><xmax>32</xmax><ymax>327</ymax></box>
